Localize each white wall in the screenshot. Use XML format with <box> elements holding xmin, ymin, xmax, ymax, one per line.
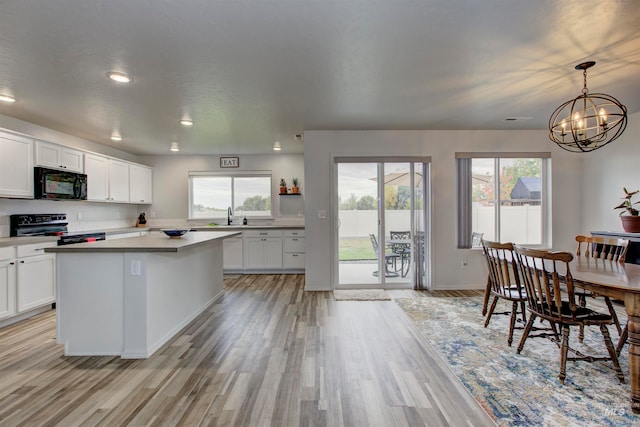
<box><xmin>137</xmin><ymin>154</ymin><xmax>305</xmax><ymax>224</ymax></box>
<box><xmin>581</xmin><ymin>111</ymin><xmax>640</xmax><ymax>233</ymax></box>
<box><xmin>303</xmin><ymin>130</ymin><xmax>584</xmax><ymax>291</ymax></box>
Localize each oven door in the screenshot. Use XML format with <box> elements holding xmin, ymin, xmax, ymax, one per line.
<box><xmin>35</xmin><ymin>167</ymin><xmax>87</xmax><ymax>200</ymax></box>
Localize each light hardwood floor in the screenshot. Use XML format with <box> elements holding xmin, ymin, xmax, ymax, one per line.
<box><xmin>0</xmin><ymin>275</ymin><xmax>494</xmax><ymax>426</ymax></box>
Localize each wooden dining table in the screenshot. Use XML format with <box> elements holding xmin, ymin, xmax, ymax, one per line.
<box><xmin>566</xmin><ymin>257</ymin><xmax>640</xmax><ymax>414</ymax></box>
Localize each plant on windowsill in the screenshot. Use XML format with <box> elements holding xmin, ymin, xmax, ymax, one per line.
<box><xmin>279</xmin><ymin>178</ymin><xmax>288</xmax><ymax>195</ymax></box>
<box><xmin>614</xmin><ymin>187</ymin><xmax>640</xmax><ymax>233</ymax></box>
<box><xmin>291</xmin><ymin>177</ymin><xmax>300</xmax><ymax>194</ymax></box>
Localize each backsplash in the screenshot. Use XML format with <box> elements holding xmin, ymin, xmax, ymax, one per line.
<box><xmin>0</xmin><ymin>198</ymin><xmax>141</xmax><ymax>237</ymax></box>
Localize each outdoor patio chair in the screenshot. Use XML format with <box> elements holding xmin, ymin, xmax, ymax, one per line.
<box><xmin>389</xmin><ymin>231</ymin><xmax>411</xmax><ymax>277</ymax></box>
<box><xmin>369</xmin><ymin>233</ymin><xmax>399</xmax><ymax>277</ymax></box>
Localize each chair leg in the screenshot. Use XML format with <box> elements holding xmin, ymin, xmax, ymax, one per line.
<box><xmin>519</xmin><ymin>300</ymin><xmax>527</xmax><ymax>323</ymax></box>
<box><xmin>517</xmin><ymin>314</ymin><xmax>536</xmax><ymax>354</ymax></box>
<box><xmin>604</xmin><ymin>297</ymin><xmax>623</xmax><ymax>335</ymax></box>
<box><xmin>578</xmin><ymin>324</ymin><xmax>585</xmax><ymax>343</ymax></box>
<box><xmin>484</xmin><ymin>296</ymin><xmax>499</xmax><ymax>328</ymax></box>
<box><xmin>600</xmin><ymin>324</ymin><xmax>625</xmax><ymax>384</ymax></box>
<box><xmin>508</xmin><ymin>301</ymin><xmax>517</xmax><ymax>347</ymax></box>
<box><xmin>481</xmin><ymin>275</ymin><xmax>491</xmax><ymax>316</ymax></box>
<box><xmin>617</xmin><ymin>323</ymin><xmax>628</xmax><ymax>357</ymax></box>
<box><xmin>559</xmin><ymin>325</ymin><xmax>570</xmax><ymax>384</ymax></box>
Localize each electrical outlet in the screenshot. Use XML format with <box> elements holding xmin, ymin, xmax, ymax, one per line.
<box><xmin>461</xmin><ymin>258</ymin><xmax>468</xmax><ymax>268</ymax></box>
<box><xmin>77</xmin><ymin>212</ymin><xmax>82</xmax><ymax>220</ymax></box>
<box><xmin>130</xmin><ymin>260</ymin><xmax>141</xmax><ymax>276</ymax></box>
<box><xmin>150</xmin><ymin>211</ymin><xmax>156</xmax><ymax>218</ymax></box>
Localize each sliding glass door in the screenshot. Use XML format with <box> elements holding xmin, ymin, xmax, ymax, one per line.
<box><xmin>335</xmin><ymin>158</ymin><xmax>430</xmax><ymax>289</ymax></box>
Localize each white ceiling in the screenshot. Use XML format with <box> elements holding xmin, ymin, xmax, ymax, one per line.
<box><xmin>1</xmin><ymin>0</ymin><xmax>639</xmax><ymax>155</ymax></box>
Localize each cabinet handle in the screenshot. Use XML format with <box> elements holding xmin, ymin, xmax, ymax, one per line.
<box><xmin>20</xmin><ymin>260</ymin><xmax>25</xmax><ymax>264</ymax></box>
<box><xmin>292</xmin><ymin>254</ymin><xmax>298</xmax><ymax>257</ymax></box>
<box><xmin>292</xmin><ymin>238</ymin><xmax>298</xmax><ymax>241</ymax></box>
<box><xmin>9</xmin><ymin>262</ymin><xmax>15</xmax><ymax>265</ymax></box>
<box><xmin>35</xmin><ymin>248</ymin><xmax>45</xmax><ymax>251</ymax></box>
<box><xmin>259</xmin><ymin>232</ymin><xmax>268</xmax><ymax>236</ymax></box>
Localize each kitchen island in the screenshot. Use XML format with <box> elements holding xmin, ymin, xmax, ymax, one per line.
<box><xmin>46</xmin><ymin>231</ymin><xmax>239</xmax><ymax>358</ymax></box>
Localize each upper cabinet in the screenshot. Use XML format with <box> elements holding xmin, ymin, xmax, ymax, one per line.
<box><xmin>85</xmin><ymin>154</ymin><xmax>130</xmax><ymax>203</ymax></box>
<box><xmin>0</xmin><ymin>132</ymin><xmax>33</xmax><ymax>198</ymax></box>
<box><xmin>35</xmin><ymin>141</ymin><xmax>84</xmax><ymax>173</ymax></box>
<box><xmin>84</xmin><ymin>153</ymin><xmax>152</xmax><ymax>204</ymax></box>
<box><xmin>129</xmin><ymin>163</ymin><xmax>153</xmax><ymax>204</ymax></box>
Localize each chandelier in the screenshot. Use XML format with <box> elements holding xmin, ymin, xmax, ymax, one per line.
<box><xmin>548</xmin><ymin>61</ymin><xmax>627</xmax><ymax>153</ymax></box>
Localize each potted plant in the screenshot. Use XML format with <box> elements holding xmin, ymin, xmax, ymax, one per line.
<box><xmin>291</xmin><ymin>178</ymin><xmax>300</xmax><ymax>194</ymax></box>
<box><xmin>614</xmin><ymin>187</ymin><xmax>640</xmax><ymax>233</ymax></box>
<box><xmin>279</xmin><ymin>178</ymin><xmax>287</xmax><ymax>194</ymax></box>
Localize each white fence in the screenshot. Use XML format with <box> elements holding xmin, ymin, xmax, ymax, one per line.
<box><xmin>339</xmin><ymin>205</ymin><xmax>541</xmax><ymax>243</ymax></box>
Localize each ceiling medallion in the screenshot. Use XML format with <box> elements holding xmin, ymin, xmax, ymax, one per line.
<box><xmin>548</xmin><ymin>61</ymin><xmax>627</xmax><ymax>153</ymax></box>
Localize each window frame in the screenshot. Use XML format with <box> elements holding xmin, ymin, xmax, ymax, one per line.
<box><xmin>188</xmin><ymin>171</ymin><xmax>273</xmax><ymax>220</ymax></box>
<box><xmin>455</xmin><ymin>152</ymin><xmax>551</xmax><ymax>248</ymax></box>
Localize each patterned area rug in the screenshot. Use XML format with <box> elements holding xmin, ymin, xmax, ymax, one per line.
<box><xmin>333</xmin><ymin>289</ymin><xmax>392</xmax><ymax>301</ymax></box>
<box><xmin>395</xmin><ymin>296</ymin><xmax>639</xmax><ymax>427</ymax></box>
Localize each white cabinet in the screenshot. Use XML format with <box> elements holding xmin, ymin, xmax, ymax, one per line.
<box><xmin>85</xmin><ymin>154</ymin><xmax>130</xmax><ymax>202</ymax></box>
<box><xmin>0</xmin><ymin>247</ymin><xmax>17</xmax><ymax>321</ymax></box>
<box><xmin>15</xmin><ymin>242</ymin><xmax>57</xmax><ymax>313</ymax></box>
<box><xmin>35</xmin><ymin>141</ymin><xmax>84</xmax><ymax>173</ymax></box>
<box><xmin>243</xmin><ymin>230</ymin><xmax>283</xmax><ymax>269</ymax></box>
<box><xmin>283</xmin><ymin>230</ymin><xmax>305</xmax><ymax>270</ymax></box>
<box><xmin>223</xmin><ymin>236</ymin><xmax>244</xmax><ymax>269</ymax></box>
<box><xmin>0</xmin><ymin>132</ymin><xmax>33</xmax><ymax>198</ymax></box>
<box><xmin>129</xmin><ymin>163</ymin><xmax>153</xmax><ymax>204</ymax></box>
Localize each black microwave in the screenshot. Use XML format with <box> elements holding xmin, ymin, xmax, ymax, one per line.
<box><xmin>34</xmin><ymin>167</ymin><xmax>87</xmax><ymax>200</ymax></box>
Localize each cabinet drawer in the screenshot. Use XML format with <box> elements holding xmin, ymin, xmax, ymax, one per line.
<box><xmin>284</xmin><ymin>237</ymin><xmax>305</xmax><ymax>253</ymax></box>
<box><xmin>283</xmin><ymin>252</ymin><xmax>305</xmax><ymax>269</ymax></box>
<box><xmin>284</xmin><ymin>230</ymin><xmax>305</xmax><ymax>237</ymax></box>
<box><xmin>243</xmin><ymin>230</ymin><xmax>283</xmax><ymax>238</ymax></box>
<box><xmin>0</xmin><ymin>246</ymin><xmax>16</xmax><ymax>260</ymax></box>
<box><xmin>17</xmin><ymin>241</ymin><xmax>58</xmax><ymax>257</ymax></box>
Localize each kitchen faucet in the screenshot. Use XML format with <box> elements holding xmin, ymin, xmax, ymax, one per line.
<box><xmin>227</xmin><ymin>207</ymin><xmax>233</xmax><ymax>225</ymax></box>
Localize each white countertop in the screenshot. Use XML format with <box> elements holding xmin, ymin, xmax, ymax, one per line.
<box><xmin>45</xmin><ymin>231</ymin><xmax>240</xmax><ymax>253</ymax></box>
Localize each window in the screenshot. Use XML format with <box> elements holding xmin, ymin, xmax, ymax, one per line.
<box><xmin>189</xmin><ymin>172</ymin><xmax>272</xmax><ymax>219</ymax></box>
<box><xmin>456</xmin><ymin>152</ymin><xmax>550</xmax><ymax>248</ymax></box>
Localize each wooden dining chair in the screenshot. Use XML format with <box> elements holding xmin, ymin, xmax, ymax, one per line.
<box><xmin>514</xmin><ymin>245</ymin><xmax>624</xmax><ymax>385</ymax></box>
<box><xmin>481</xmin><ymin>240</ymin><xmax>527</xmax><ymax>346</ymax></box>
<box><xmin>575</xmin><ymin>235</ymin><xmax>628</xmax><ymax>337</ymax></box>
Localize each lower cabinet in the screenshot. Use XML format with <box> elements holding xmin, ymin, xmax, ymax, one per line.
<box><xmin>17</xmin><ymin>253</ymin><xmax>56</xmax><ymax>312</ymax></box>
<box><xmin>0</xmin><ymin>242</ymin><xmax>56</xmax><ymax>324</ymax></box>
<box><xmin>222</xmin><ymin>228</ymin><xmax>305</xmax><ymax>273</ymax></box>
<box><xmin>0</xmin><ymin>247</ymin><xmax>17</xmax><ymax>321</ymax></box>
<box><xmin>223</xmin><ymin>236</ymin><xmax>244</xmax><ymax>269</ymax></box>
<box><xmin>244</xmin><ymin>230</ymin><xmax>284</xmax><ymax>269</ymax></box>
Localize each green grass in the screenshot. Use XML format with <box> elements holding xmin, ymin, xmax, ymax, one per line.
<box><xmin>339</xmin><ymin>237</ymin><xmax>375</xmax><ymax>261</ymax></box>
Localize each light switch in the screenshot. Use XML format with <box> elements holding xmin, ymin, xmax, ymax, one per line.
<box><xmin>318</xmin><ymin>210</ymin><xmax>327</xmax><ymax>219</ymax></box>
<box><xmin>130</xmin><ymin>260</ymin><xmax>141</xmax><ymax>276</ymax></box>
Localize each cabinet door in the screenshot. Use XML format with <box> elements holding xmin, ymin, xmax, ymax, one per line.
<box><xmin>109</xmin><ymin>159</ymin><xmax>130</xmax><ymax>202</ymax></box>
<box><xmin>264</xmin><ymin>238</ymin><xmax>283</xmax><ymax>268</ymax></box>
<box><xmin>223</xmin><ymin>237</ymin><xmax>244</xmax><ymax>269</ymax></box>
<box><xmin>0</xmin><ymin>133</ymin><xmax>33</xmax><ymax>198</ymax></box>
<box><xmin>244</xmin><ymin>238</ymin><xmax>265</xmax><ymax>269</ymax></box>
<box><xmin>61</xmin><ymin>147</ymin><xmax>84</xmax><ymax>173</ymax></box>
<box><xmin>85</xmin><ymin>153</ymin><xmax>110</xmax><ymax>201</ymax></box>
<box><xmin>17</xmin><ymin>254</ymin><xmax>55</xmax><ymax>312</ymax></box>
<box><xmin>129</xmin><ymin>164</ymin><xmax>153</xmax><ymax>204</ymax></box>
<box><xmin>0</xmin><ymin>259</ymin><xmax>17</xmax><ymax>320</ymax></box>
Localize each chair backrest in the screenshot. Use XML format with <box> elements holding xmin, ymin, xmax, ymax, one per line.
<box><xmin>481</xmin><ymin>240</ymin><xmax>524</xmax><ymax>299</ymax></box>
<box><xmin>369</xmin><ymin>233</ymin><xmax>380</xmax><ymax>256</ymax></box>
<box><xmin>389</xmin><ymin>231</ymin><xmax>410</xmax><ymax>253</ymax></box>
<box><xmin>471</xmin><ymin>232</ymin><xmax>484</xmax><ymax>248</ymax></box>
<box><xmin>514</xmin><ymin>245</ymin><xmax>576</xmax><ymax>322</ymax></box>
<box><xmin>575</xmin><ymin>235</ymin><xmax>629</xmax><ymax>263</ymax></box>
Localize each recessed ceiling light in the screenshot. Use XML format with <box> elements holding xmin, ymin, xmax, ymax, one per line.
<box><xmin>273</xmin><ymin>141</ymin><xmax>282</xmax><ymax>151</ymax></box>
<box><xmin>106</xmin><ymin>71</ymin><xmax>133</xmax><ymax>84</ymax></box>
<box><xmin>170</xmin><ymin>142</ymin><xmax>180</xmax><ymax>152</ymax></box>
<box><xmin>180</xmin><ymin>119</ymin><xmax>194</xmax><ymax>126</ymax></box>
<box><xmin>0</xmin><ymin>94</ymin><xmax>16</xmax><ymax>103</ymax></box>
<box><xmin>110</xmin><ymin>134</ymin><xmax>123</xmax><ymax>142</ymax></box>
